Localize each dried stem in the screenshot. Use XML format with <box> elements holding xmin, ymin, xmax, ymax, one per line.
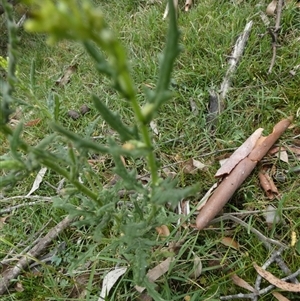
<box><xmin>268</xmin><ymin>0</ymin><xmax>284</xmax><ymax>74</ymax></box>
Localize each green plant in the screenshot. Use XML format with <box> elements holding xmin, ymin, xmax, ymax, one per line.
<box><xmin>0</xmin><ymin>0</ymin><xmax>199</xmax><ymax>293</ymax></box>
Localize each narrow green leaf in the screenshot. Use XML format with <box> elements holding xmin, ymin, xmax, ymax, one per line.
<box><xmin>151</xmin><ymin>0</ymin><xmax>180</xmax><ymax>109</ymax></box>
<box><xmin>92</xmin><ymin>94</ymin><xmax>135</xmax><ymax>142</ymax></box>
<box><xmin>51</xmin><ymin>122</ymin><xmax>110</xmax><ymax>154</ymax></box>
<box><xmin>83</xmin><ymin>40</ymin><xmax>113</xmax><ymax>77</ymax></box>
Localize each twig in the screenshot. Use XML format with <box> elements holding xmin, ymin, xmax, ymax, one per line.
<box><xmin>0</xmin><ymin>199</ymin><xmax>52</xmax><ymax>214</ymax></box>
<box><xmin>253</xmin><ymin>247</ymin><xmax>285</xmax><ymax>301</ymax></box>
<box><xmin>1</xmin><ymin>219</ymin><xmax>53</xmax><ymax>265</ymax></box>
<box><xmin>0</xmin><ymin>216</ymin><xmax>74</xmax><ymax>295</ymax></box>
<box><xmin>0</xmin><ymin>195</ymin><xmax>52</xmax><ymax>203</ymax></box>
<box><xmin>209</xmin><ymin>215</ymin><xmax>287</xmax><ymax>249</ymax></box>
<box><xmin>220</xmin><ymin>268</ymin><xmax>300</xmax><ymax>300</ymax></box>
<box><xmin>207</xmin><ymin>20</ymin><xmax>253</xmax><ymax>128</ymax></box>
<box><xmin>268</xmin><ymin>0</ymin><xmax>284</xmax><ymax>74</ymax></box>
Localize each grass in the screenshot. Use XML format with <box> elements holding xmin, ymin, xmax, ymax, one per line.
<box><xmin>0</xmin><ymin>0</ymin><xmax>300</xmax><ymax>300</ymax></box>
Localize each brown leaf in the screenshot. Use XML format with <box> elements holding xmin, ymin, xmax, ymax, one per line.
<box><xmin>135</xmin><ymin>257</ymin><xmax>174</xmax><ymax>293</ymax></box>
<box><xmin>25</xmin><ymin>118</ymin><xmax>41</xmax><ymax>127</ymax></box>
<box><xmin>182</xmin><ymin>158</ymin><xmax>206</xmax><ymax>174</ymax></box>
<box><xmin>56</xmin><ymin>64</ymin><xmax>77</xmax><ymax>87</ymax></box>
<box><xmin>231</xmin><ymin>274</ymin><xmax>256</xmax><ymax>292</ymax></box>
<box><xmin>258</xmin><ymin>170</ymin><xmax>279</xmax><ymax>199</ymax></box>
<box><xmin>272</xmin><ymin>291</ymin><xmax>291</xmax><ymax>301</ymax></box>
<box><xmin>155</xmin><ymin>225</ymin><xmax>170</xmax><ymax>237</ymax></box>
<box><xmin>220</xmin><ymin>237</ymin><xmax>240</xmax><ymax>250</ymax></box>
<box><xmin>0</xmin><ymin>215</ymin><xmax>10</xmax><ymax>229</ymax></box>
<box><xmin>266</xmin><ymin>0</ymin><xmax>277</xmax><ymax>15</ymax></box>
<box><xmin>253</xmin><ymin>263</ymin><xmax>300</xmax><ymax>292</ymax></box>
<box><xmin>14</xmin><ymin>282</ymin><xmax>24</xmax><ymax>292</ymax></box>
<box><xmin>189</xmin><ymin>255</ymin><xmax>202</xmax><ymax>279</ymax></box>
<box><xmin>215</xmin><ymin>128</ymin><xmax>263</xmax><ymax>177</ymax></box>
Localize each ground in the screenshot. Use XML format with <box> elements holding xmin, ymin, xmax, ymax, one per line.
<box><xmin>0</xmin><ymin>0</ymin><xmax>299</xmax><ymax>300</ymax></box>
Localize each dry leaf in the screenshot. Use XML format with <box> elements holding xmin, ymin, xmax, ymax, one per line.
<box><xmin>291</xmin><ymin>231</ymin><xmax>297</xmax><ymax>247</ymax></box>
<box><xmin>98</xmin><ymin>267</ymin><xmax>127</xmax><ymax>300</ymax></box>
<box><xmin>266</xmin><ymin>0</ymin><xmax>277</xmax><ymax>15</ymax></box>
<box><xmin>220</xmin><ymin>237</ymin><xmax>240</xmax><ymax>250</ymax></box>
<box><xmin>258</xmin><ymin>170</ymin><xmax>279</xmax><ymax>199</ymax></box>
<box><xmin>179</xmin><ymin>200</ymin><xmax>190</xmax><ymax>216</ymax></box>
<box><xmin>155</xmin><ymin>225</ymin><xmax>170</xmax><ymax>237</ymax></box>
<box><xmin>190</xmin><ymin>255</ymin><xmax>202</xmax><ymax>279</ymax></box>
<box><xmin>150</xmin><ymin>120</ymin><xmax>159</xmax><ymax>135</ymax></box>
<box><xmin>272</xmin><ymin>291</ymin><xmax>291</xmax><ymax>301</ymax></box>
<box><xmin>215</xmin><ymin>128</ymin><xmax>263</xmax><ymax>177</ymax></box>
<box><xmin>14</xmin><ymin>282</ymin><xmax>24</xmax><ymax>292</ymax></box>
<box><xmin>0</xmin><ymin>216</ymin><xmax>10</xmax><ymax>229</ymax></box>
<box><xmin>182</xmin><ymin>158</ymin><xmax>206</xmax><ymax>174</ymax></box>
<box><xmin>253</xmin><ymin>263</ymin><xmax>300</xmax><ymax>292</ymax></box>
<box><xmin>185</xmin><ymin>0</ymin><xmax>193</xmax><ymax>11</ymax></box>
<box><xmin>231</xmin><ymin>274</ymin><xmax>256</xmax><ymax>292</ymax></box>
<box><xmin>135</xmin><ymin>257</ymin><xmax>174</xmax><ymax>293</ymax></box>
<box><xmin>56</xmin><ymin>64</ymin><xmax>77</xmax><ymax>86</ymax></box>
<box><xmin>26</xmin><ymin>167</ymin><xmax>47</xmax><ymax>197</ymax></box>
<box><xmin>264</xmin><ymin>205</ymin><xmax>281</xmax><ymax>225</ymax></box>
<box><xmin>275</xmin><ymin>150</ymin><xmax>289</xmax><ymax>163</ymax></box>
<box><xmin>137</xmin><ymin>293</ymin><xmax>153</xmax><ymax>301</ymax></box>
<box><xmin>25</xmin><ymin>118</ymin><xmax>41</xmax><ymax>127</ymax></box>
<box><xmin>196</xmin><ymin>182</ymin><xmax>218</xmax><ymax>211</ymax></box>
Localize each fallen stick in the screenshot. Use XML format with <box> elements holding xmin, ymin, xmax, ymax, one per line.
<box><xmin>0</xmin><ymin>216</ymin><xmax>73</xmax><ymax>295</ymax></box>
<box><xmin>220</xmin><ymin>268</ymin><xmax>300</xmax><ymax>300</ymax></box>
<box><xmin>268</xmin><ymin>0</ymin><xmax>284</xmax><ymax>74</ymax></box>
<box><xmin>207</xmin><ymin>21</ymin><xmax>253</xmax><ymax>127</ymax></box>
<box><xmin>196</xmin><ymin>117</ymin><xmax>292</xmax><ymax>230</ymax></box>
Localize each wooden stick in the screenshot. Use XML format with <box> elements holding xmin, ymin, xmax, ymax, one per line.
<box><xmin>196</xmin><ymin>117</ymin><xmax>292</xmax><ymax>230</ymax></box>
<box><xmin>207</xmin><ymin>21</ymin><xmax>253</xmax><ymax>128</ymax></box>
<box><xmin>268</xmin><ymin>0</ymin><xmax>284</xmax><ymax>74</ymax></box>
<box><xmin>0</xmin><ymin>216</ymin><xmax>73</xmax><ymax>295</ymax></box>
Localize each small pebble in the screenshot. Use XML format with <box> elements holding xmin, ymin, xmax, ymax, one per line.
<box><xmin>80</xmin><ymin>104</ymin><xmax>91</xmax><ymax>115</ymax></box>
<box><xmin>67</xmin><ymin>110</ymin><xmax>81</xmax><ymax>120</ymax></box>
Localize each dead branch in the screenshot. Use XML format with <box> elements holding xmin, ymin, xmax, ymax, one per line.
<box><xmin>0</xmin><ymin>216</ymin><xmax>74</xmax><ymax>295</ymax></box>
<box><xmin>209</xmin><ymin>215</ymin><xmax>287</xmax><ymax>249</ymax></box>
<box><xmin>220</xmin><ymin>267</ymin><xmax>300</xmax><ymax>300</ymax></box>
<box><xmin>268</xmin><ymin>0</ymin><xmax>284</xmax><ymax>74</ymax></box>
<box><xmin>196</xmin><ymin>117</ymin><xmax>292</xmax><ymax>230</ymax></box>
<box><xmin>1</xmin><ymin>219</ymin><xmax>53</xmax><ymax>265</ymax></box>
<box><xmin>207</xmin><ymin>21</ymin><xmax>253</xmax><ymax>128</ymax></box>
<box><xmin>0</xmin><ymin>199</ymin><xmax>52</xmax><ymax>214</ymax></box>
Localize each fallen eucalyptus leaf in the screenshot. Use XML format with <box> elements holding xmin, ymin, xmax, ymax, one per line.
<box><xmin>253</xmin><ymin>263</ymin><xmax>300</xmax><ymax>292</ymax></box>
<box><xmin>266</xmin><ymin>0</ymin><xmax>277</xmax><ymax>16</ymax></box>
<box><xmin>98</xmin><ymin>267</ymin><xmax>127</xmax><ymax>300</ymax></box>
<box><xmin>26</xmin><ymin>167</ymin><xmax>47</xmax><ymax>197</ymax></box>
